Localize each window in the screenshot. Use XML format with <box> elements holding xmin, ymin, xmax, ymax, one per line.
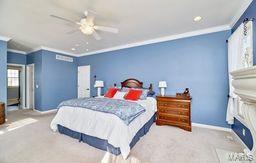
<box><xmin>8</xmin><ymin>69</ymin><xmax>19</xmax><ymax>87</ymax></box>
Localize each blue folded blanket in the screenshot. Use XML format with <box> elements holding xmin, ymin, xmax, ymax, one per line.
<box><xmin>58</xmin><ymin>98</ymin><xmax>146</xmax><ymax>125</ymax></box>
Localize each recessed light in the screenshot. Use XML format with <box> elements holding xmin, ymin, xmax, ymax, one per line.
<box><xmin>194</xmin><ymin>16</ymin><xmax>202</xmax><ymax>22</ymax></box>
<box><xmin>86</xmin><ymin>49</ymin><xmax>89</xmax><ymax>51</ymax></box>
<box><xmin>71</xmin><ymin>48</ymin><xmax>76</xmax><ymax>51</ymax></box>
<box><xmin>86</xmin><ymin>42</ymin><xmax>89</xmax><ymax>45</ymax></box>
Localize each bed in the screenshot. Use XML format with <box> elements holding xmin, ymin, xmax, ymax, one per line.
<box><xmin>50</xmin><ymin>79</ymin><xmax>156</xmax><ymax>159</ymax></box>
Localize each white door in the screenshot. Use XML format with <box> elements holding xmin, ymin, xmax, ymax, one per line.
<box><xmin>26</xmin><ymin>64</ymin><xmax>34</xmax><ymax>109</ymax></box>
<box><xmin>78</xmin><ymin>65</ymin><xmax>90</xmax><ymax>98</ymax></box>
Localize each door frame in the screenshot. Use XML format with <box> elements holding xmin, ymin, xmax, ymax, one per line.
<box><xmin>77</xmin><ymin>65</ymin><xmax>91</xmax><ymax>98</ymax></box>
<box><xmin>26</xmin><ymin>64</ymin><xmax>35</xmax><ymax>109</ymax></box>
<box><xmin>7</xmin><ymin>63</ymin><xmax>26</xmax><ymax>110</ymax></box>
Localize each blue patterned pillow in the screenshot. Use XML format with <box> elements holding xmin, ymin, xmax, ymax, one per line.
<box><xmin>140</xmin><ymin>89</ymin><xmax>149</xmax><ymax>100</ymax></box>
<box><xmin>147</xmin><ymin>90</ymin><xmax>155</xmax><ymax>97</ymax></box>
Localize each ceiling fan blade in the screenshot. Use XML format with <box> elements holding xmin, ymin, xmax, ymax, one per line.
<box><xmin>94</xmin><ymin>26</ymin><xmax>119</xmax><ymax>34</ymax></box>
<box><xmin>50</xmin><ymin>14</ymin><xmax>78</xmax><ymax>24</ymax></box>
<box><xmin>66</xmin><ymin>29</ymin><xmax>79</xmax><ymax>34</ymax></box>
<box><xmin>92</xmin><ymin>31</ymin><xmax>101</xmax><ymax>40</ymax></box>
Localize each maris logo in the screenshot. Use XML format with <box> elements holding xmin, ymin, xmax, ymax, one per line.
<box><xmin>228</xmin><ymin>151</ymin><xmax>253</xmax><ymax>162</ymax></box>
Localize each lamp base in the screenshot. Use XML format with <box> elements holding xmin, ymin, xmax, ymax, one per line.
<box><xmin>160</xmin><ymin>88</ymin><xmax>165</xmax><ymax>96</ymax></box>
<box><xmin>97</xmin><ymin>87</ymin><xmax>102</xmax><ymax>97</ymax></box>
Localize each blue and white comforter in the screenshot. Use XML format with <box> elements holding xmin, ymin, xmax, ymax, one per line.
<box><xmin>57</xmin><ymin>98</ymin><xmax>146</xmax><ymax>125</ymax></box>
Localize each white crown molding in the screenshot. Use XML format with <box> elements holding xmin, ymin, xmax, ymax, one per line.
<box><xmin>27</xmin><ymin>46</ymin><xmax>42</xmax><ymax>54</ymax></box>
<box><xmin>0</xmin><ymin>35</ymin><xmax>11</xmax><ymax>42</ymax></box>
<box><xmin>229</xmin><ymin>0</ymin><xmax>252</xmax><ymax>28</ymax></box>
<box><xmin>41</xmin><ymin>46</ymin><xmax>77</xmax><ymax>57</ymax></box>
<box><xmin>7</xmin><ymin>49</ymin><xmax>27</xmax><ymax>55</ymax></box>
<box><xmin>8</xmin><ymin>25</ymin><xmax>231</xmax><ymax>58</ymax></box>
<box><xmin>27</xmin><ymin>46</ymin><xmax>78</xmax><ymax>57</ymax></box>
<box><xmin>79</xmin><ymin>25</ymin><xmax>231</xmax><ymax>57</ymax></box>
<box><xmin>192</xmin><ymin>123</ymin><xmax>231</xmax><ymax>132</ymax></box>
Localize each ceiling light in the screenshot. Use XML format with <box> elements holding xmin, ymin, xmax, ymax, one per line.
<box><xmin>71</xmin><ymin>48</ymin><xmax>76</xmax><ymax>51</ymax></box>
<box><xmin>86</xmin><ymin>49</ymin><xmax>89</xmax><ymax>51</ymax></box>
<box><xmin>80</xmin><ymin>26</ymin><xmax>94</xmax><ymax>35</ymax></box>
<box><xmin>79</xmin><ymin>19</ymin><xmax>94</xmax><ymax>35</ymax></box>
<box><xmin>75</xmin><ymin>44</ymin><xmax>80</xmax><ymax>47</ymax></box>
<box><xmin>86</xmin><ymin>42</ymin><xmax>89</xmax><ymax>45</ymax></box>
<box><xmin>194</xmin><ymin>16</ymin><xmax>202</xmax><ymax>22</ymax></box>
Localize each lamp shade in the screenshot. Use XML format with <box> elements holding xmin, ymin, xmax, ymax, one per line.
<box><xmin>158</xmin><ymin>81</ymin><xmax>167</xmax><ymax>88</ymax></box>
<box><xmin>94</xmin><ymin>80</ymin><xmax>104</xmax><ymax>87</ymax></box>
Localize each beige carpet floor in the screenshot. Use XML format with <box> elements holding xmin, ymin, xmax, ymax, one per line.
<box><xmin>0</xmin><ymin>110</ymin><xmax>243</xmax><ymax>163</ymax></box>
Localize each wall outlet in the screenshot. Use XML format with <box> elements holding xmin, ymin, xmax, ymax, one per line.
<box><xmin>242</xmin><ymin>128</ymin><xmax>246</xmax><ymax>136</ymax></box>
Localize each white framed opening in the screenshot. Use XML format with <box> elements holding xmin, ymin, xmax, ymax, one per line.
<box><xmin>7</xmin><ymin>63</ymin><xmax>26</xmax><ymax>111</ymax></box>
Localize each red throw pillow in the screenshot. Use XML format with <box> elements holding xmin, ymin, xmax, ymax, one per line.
<box><xmin>124</xmin><ymin>89</ymin><xmax>142</xmax><ymax>101</ymax></box>
<box><xmin>104</xmin><ymin>87</ymin><xmax>118</xmax><ymax>98</ymax></box>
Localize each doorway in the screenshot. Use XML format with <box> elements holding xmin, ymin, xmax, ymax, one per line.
<box><xmin>78</xmin><ymin>65</ymin><xmax>90</xmax><ymax>98</ymax></box>
<box><xmin>7</xmin><ymin>64</ymin><xmax>26</xmax><ymax>111</ymax></box>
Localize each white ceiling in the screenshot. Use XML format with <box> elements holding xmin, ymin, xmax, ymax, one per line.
<box><xmin>0</xmin><ymin>0</ymin><xmax>252</xmax><ymax>56</ymax></box>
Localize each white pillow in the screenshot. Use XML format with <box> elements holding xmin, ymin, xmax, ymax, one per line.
<box><xmin>113</xmin><ymin>91</ymin><xmax>127</xmax><ymax>100</ymax></box>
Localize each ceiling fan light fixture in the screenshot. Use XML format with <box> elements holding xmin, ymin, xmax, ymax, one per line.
<box><xmin>80</xmin><ymin>26</ymin><xmax>94</xmax><ymax>35</ymax></box>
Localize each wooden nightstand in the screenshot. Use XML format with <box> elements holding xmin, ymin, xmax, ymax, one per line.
<box><xmin>156</xmin><ymin>95</ymin><xmax>192</xmax><ymax>131</ymax></box>
<box><xmin>0</xmin><ymin>103</ymin><xmax>5</xmax><ymax>125</ymax></box>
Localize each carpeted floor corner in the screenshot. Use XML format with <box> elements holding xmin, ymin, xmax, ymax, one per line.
<box><xmin>0</xmin><ymin>110</ymin><xmax>243</xmax><ymax>163</ymax></box>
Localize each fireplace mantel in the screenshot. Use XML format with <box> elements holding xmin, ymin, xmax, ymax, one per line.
<box><xmin>232</xmin><ymin>66</ymin><xmax>256</xmax><ymax>103</ymax></box>
<box><xmin>231</xmin><ymin>66</ymin><xmax>256</xmax><ymax>159</ymax></box>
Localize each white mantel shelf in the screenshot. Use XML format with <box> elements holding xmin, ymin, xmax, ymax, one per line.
<box><xmin>231</xmin><ymin>66</ymin><xmax>256</xmax><ymax>103</ymax></box>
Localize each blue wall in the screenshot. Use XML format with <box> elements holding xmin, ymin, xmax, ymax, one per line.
<box><xmin>0</xmin><ymin>40</ymin><xmax>7</xmax><ymax>106</ymax></box>
<box><xmin>40</xmin><ymin>50</ymin><xmax>78</xmax><ymax>110</ymax></box>
<box><xmin>27</xmin><ymin>50</ymin><xmax>77</xmax><ymax>111</ymax></box>
<box><xmin>79</xmin><ymin>30</ymin><xmax>231</xmax><ymax>128</ymax></box>
<box><xmin>231</xmin><ymin>0</ymin><xmax>255</xmax><ymax>150</ymax></box>
<box><xmin>7</xmin><ymin>51</ymin><xmax>27</xmax><ymax>65</ymax></box>
<box><xmin>233</xmin><ymin>0</ymin><xmax>256</xmax><ymax>65</ymax></box>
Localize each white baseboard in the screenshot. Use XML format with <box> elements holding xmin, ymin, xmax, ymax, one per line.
<box><xmin>192</xmin><ymin>123</ymin><xmax>232</xmax><ymax>132</ymax></box>
<box><xmin>32</xmin><ymin>108</ymin><xmax>57</xmax><ymax>114</ymax></box>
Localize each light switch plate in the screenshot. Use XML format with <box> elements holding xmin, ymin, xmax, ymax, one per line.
<box><xmin>243</xmin><ymin>128</ymin><xmax>246</xmax><ymax>136</ymax></box>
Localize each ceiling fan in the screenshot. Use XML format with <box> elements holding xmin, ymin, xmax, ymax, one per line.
<box><xmin>50</xmin><ymin>10</ymin><xmax>119</xmax><ymax>40</ymax></box>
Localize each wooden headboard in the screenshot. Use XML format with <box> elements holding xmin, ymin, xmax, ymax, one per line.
<box><xmin>114</xmin><ymin>78</ymin><xmax>153</xmax><ymax>91</ymax></box>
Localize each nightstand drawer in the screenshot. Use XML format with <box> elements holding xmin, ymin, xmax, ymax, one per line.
<box><xmin>158</xmin><ymin>113</ymin><xmax>189</xmax><ymax>124</ymax></box>
<box><xmin>0</xmin><ymin>117</ymin><xmax>5</xmax><ymax>124</ymax></box>
<box><xmin>158</xmin><ymin>107</ymin><xmax>189</xmax><ymax>116</ymax></box>
<box><xmin>0</xmin><ymin>109</ymin><xmax>4</xmax><ymax>116</ymax></box>
<box><xmin>158</xmin><ymin>101</ymin><xmax>189</xmax><ymax>109</ymax></box>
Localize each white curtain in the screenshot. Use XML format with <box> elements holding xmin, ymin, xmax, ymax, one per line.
<box><xmin>226</xmin><ymin>21</ymin><xmax>254</xmax><ymax>125</ymax></box>
<box><xmin>242</xmin><ymin>21</ymin><xmax>254</xmax><ymax>67</ymax></box>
